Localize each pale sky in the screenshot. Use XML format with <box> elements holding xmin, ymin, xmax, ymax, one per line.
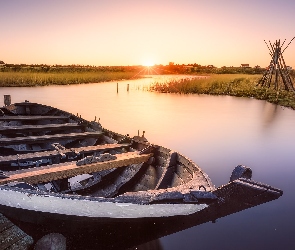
<box><xmin>0</xmin><ymin>0</ymin><xmax>294</xmax><ymax>68</ymax></box>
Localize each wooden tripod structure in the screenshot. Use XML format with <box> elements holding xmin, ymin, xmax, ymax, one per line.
<box><xmin>258</xmin><ymin>38</ymin><xmax>295</xmax><ymax>92</ymax></box>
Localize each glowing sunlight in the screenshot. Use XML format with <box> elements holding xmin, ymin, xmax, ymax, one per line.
<box><xmin>142</xmin><ymin>61</ymin><xmax>155</xmax><ymax>67</ymax></box>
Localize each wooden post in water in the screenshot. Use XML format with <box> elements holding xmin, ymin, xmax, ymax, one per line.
<box><xmin>4</xmin><ymin>95</ymin><xmax>11</xmax><ymax>106</ymax></box>
<box><xmin>117</xmin><ymin>83</ymin><xmax>119</xmax><ymax>93</ymax></box>
<box><xmin>127</xmin><ymin>84</ymin><xmax>129</xmax><ymax>92</ymax></box>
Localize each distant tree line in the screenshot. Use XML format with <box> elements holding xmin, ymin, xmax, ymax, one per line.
<box><xmin>0</xmin><ymin>64</ymin><xmax>142</xmax><ymax>73</ymax></box>
<box><xmin>153</xmin><ymin>63</ymin><xmax>267</xmax><ymax>75</ymax></box>
<box><xmin>1</xmin><ymin>62</ymin><xmax>294</xmax><ymax>76</ymax></box>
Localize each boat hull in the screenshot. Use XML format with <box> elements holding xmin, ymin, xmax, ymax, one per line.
<box><xmin>0</xmin><ymin>177</ymin><xmax>282</xmax><ymax>249</ymax></box>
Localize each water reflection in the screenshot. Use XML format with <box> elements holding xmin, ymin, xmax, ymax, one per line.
<box><xmin>261</xmin><ymin>101</ymin><xmax>279</xmax><ymax>127</ymax></box>
<box><xmin>1</xmin><ymin>75</ymin><xmax>294</xmax><ymax>249</ymax></box>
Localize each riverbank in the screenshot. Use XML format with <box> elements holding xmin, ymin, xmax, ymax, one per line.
<box><xmin>150</xmin><ymin>74</ymin><xmax>295</xmax><ymax>110</ymax></box>
<box><xmin>1</xmin><ymin>71</ymin><xmax>295</xmax><ymax>110</ymax></box>
<box><xmin>0</xmin><ymin>71</ymin><xmax>139</xmax><ymax>87</ymax></box>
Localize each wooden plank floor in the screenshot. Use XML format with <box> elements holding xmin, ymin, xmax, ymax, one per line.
<box><xmin>0</xmin><ymin>143</ymin><xmax>131</xmax><ymax>165</ymax></box>
<box><xmin>0</xmin><ymin>152</ymin><xmax>152</xmax><ymax>185</ymax></box>
<box><xmin>0</xmin><ymin>213</ymin><xmax>33</xmax><ymax>250</ymax></box>
<box><xmin>0</xmin><ymin>115</ymin><xmax>69</xmax><ymax>121</ymax></box>
<box><xmin>0</xmin><ymin>131</ymin><xmax>103</xmax><ymax>146</ymax></box>
<box><xmin>0</xmin><ymin>123</ymin><xmax>83</xmax><ymax>134</ymax></box>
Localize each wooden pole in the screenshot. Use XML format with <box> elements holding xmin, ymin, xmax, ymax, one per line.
<box><xmin>280</xmin><ymin>53</ymin><xmax>295</xmax><ymax>91</ymax></box>
<box><xmin>4</xmin><ymin>95</ymin><xmax>11</xmax><ymax>106</ymax></box>
<box><xmin>281</xmin><ymin>36</ymin><xmax>295</xmax><ymax>54</ymax></box>
<box><xmin>117</xmin><ymin>83</ymin><xmax>118</xmax><ymax>93</ymax></box>
<box><xmin>259</xmin><ymin>38</ymin><xmax>295</xmax><ymax>92</ymax></box>
<box><xmin>127</xmin><ymin>84</ymin><xmax>129</xmax><ymax>92</ymax></box>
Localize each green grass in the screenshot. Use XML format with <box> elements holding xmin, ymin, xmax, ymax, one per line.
<box><xmin>150</xmin><ymin>74</ymin><xmax>295</xmax><ymax>109</ymax></box>
<box><xmin>0</xmin><ymin>71</ymin><xmax>138</xmax><ymax>87</ymax></box>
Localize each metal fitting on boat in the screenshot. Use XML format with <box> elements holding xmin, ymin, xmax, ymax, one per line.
<box><xmin>230</xmin><ymin>165</ymin><xmax>252</xmax><ymax>182</ymax></box>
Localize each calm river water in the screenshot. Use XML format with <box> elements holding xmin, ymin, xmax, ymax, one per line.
<box><xmin>1</xmin><ymin>75</ymin><xmax>295</xmax><ymax>249</ymax></box>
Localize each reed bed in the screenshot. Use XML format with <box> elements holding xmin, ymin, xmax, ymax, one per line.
<box><xmin>150</xmin><ymin>74</ymin><xmax>295</xmax><ymax>109</ymax></box>
<box><xmin>0</xmin><ymin>71</ymin><xmax>137</xmax><ymax>87</ymax></box>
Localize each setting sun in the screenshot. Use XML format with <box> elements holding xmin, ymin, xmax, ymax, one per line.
<box><xmin>142</xmin><ymin>61</ymin><xmax>155</xmax><ymax>67</ymax></box>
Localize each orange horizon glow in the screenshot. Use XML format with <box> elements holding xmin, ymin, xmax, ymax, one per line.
<box><xmin>0</xmin><ymin>1</ymin><xmax>294</xmax><ymax>68</ymax></box>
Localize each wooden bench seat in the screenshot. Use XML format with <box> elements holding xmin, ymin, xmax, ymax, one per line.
<box><xmin>0</xmin><ymin>152</ymin><xmax>152</xmax><ymax>185</ymax></box>
<box><xmin>0</xmin><ymin>131</ymin><xmax>103</xmax><ymax>146</ymax></box>
<box><xmin>0</xmin><ymin>123</ymin><xmax>83</xmax><ymax>134</ymax></box>
<box><xmin>0</xmin><ymin>115</ymin><xmax>69</xmax><ymax>121</ymax></box>
<box><xmin>0</xmin><ymin>143</ymin><xmax>131</xmax><ymax>164</ymax></box>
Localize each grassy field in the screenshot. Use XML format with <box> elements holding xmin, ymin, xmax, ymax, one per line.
<box><xmin>0</xmin><ymin>71</ymin><xmax>138</xmax><ymax>87</ymax></box>
<box><xmin>1</xmin><ymin>71</ymin><xmax>295</xmax><ymax>110</ymax></box>
<box><xmin>150</xmin><ymin>74</ymin><xmax>295</xmax><ymax>109</ymax></box>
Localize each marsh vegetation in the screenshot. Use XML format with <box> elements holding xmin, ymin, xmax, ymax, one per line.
<box><xmin>150</xmin><ymin>74</ymin><xmax>295</xmax><ymax>109</ymax></box>
<box><xmin>0</xmin><ymin>64</ymin><xmax>143</xmax><ymax>87</ymax></box>
<box><xmin>0</xmin><ymin>63</ymin><xmax>269</xmax><ymax>87</ymax></box>
<box><xmin>0</xmin><ymin>71</ymin><xmax>139</xmax><ymax>87</ymax></box>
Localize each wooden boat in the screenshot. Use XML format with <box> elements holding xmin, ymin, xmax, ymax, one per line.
<box><xmin>0</xmin><ymin>100</ymin><xmax>283</xmax><ymax>248</ymax></box>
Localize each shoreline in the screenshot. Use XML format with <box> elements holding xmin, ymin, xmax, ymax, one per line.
<box><xmin>149</xmin><ymin>74</ymin><xmax>295</xmax><ymax>110</ymax></box>
<box><xmin>1</xmin><ymin>72</ymin><xmax>294</xmax><ymax>110</ymax></box>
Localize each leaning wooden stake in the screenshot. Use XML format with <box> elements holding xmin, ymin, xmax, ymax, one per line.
<box><xmin>258</xmin><ymin>38</ymin><xmax>295</xmax><ymax>93</ymax></box>
<box><xmin>4</xmin><ymin>95</ymin><xmax>11</xmax><ymax>106</ymax></box>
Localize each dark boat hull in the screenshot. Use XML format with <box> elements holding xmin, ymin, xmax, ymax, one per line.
<box><xmin>0</xmin><ymin>178</ymin><xmax>282</xmax><ymax>249</ymax></box>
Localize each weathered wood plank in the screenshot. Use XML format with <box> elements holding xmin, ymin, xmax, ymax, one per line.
<box><xmin>0</xmin><ymin>143</ymin><xmax>131</xmax><ymax>164</ymax></box>
<box><xmin>0</xmin><ymin>152</ymin><xmax>152</xmax><ymax>185</ymax></box>
<box><xmin>6</xmin><ymin>235</ymin><xmax>34</xmax><ymax>250</ymax></box>
<box><xmin>0</xmin><ymin>123</ymin><xmax>83</xmax><ymax>134</ymax></box>
<box><xmin>0</xmin><ymin>115</ymin><xmax>69</xmax><ymax>121</ymax></box>
<box><xmin>0</xmin><ymin>213</ymin><xmax>14</xmax><ymax>233</ymax></box>
<box><xmin>0</xmin><ymin>214</ymin><xmax>33</xmax><ymax>249</ymax></box>
<box><xmin>0</xmin><ymin>131</ymin><xmax>103</xmax><ymax>146</ymax></box>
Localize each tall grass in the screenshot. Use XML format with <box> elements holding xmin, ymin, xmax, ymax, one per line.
<box><xmin>150</xmin><ymin>74</ymin><xmax>295</xmax><ymax>109</ymax></box>
<box><xmin>0</xmin><ymin>71</ymin><xmax>138</xmax><ymax>87</ymax></box>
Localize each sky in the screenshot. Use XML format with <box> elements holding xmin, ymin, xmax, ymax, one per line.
<box><xmin>0</xmin><ymin>0</ymin><xmax>294</xmax><ymax>68</ymax></box>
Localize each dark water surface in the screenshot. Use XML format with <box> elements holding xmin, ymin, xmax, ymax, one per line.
<box><xmin>1</xmin><ymin>75</ymin><xmax>295</xmax><ymax>249</ymax></box>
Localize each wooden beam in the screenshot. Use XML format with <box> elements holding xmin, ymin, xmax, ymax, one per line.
<box><xmin>0</xmin><ymin>115</ymin><xmax>69</xmax><ymax>121</ymax></box>
<box><xmin>0</xmin><ymin>123</ymin><xmax>83</xmax><ymax>134</ymax></box>
<box><xmin>0</xmin><ymin>143</ymin><xmax>131</xmax><ymax>164</ymax></box>
<box><xmin>0</xmin><ymin>131</ymin><xmax>103</xmax><ymax>146</ymax></box>
<box><xmin>0</xmin><ymin>152</ymin><xmax>152</xmax><ymax>185</ymax></box>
